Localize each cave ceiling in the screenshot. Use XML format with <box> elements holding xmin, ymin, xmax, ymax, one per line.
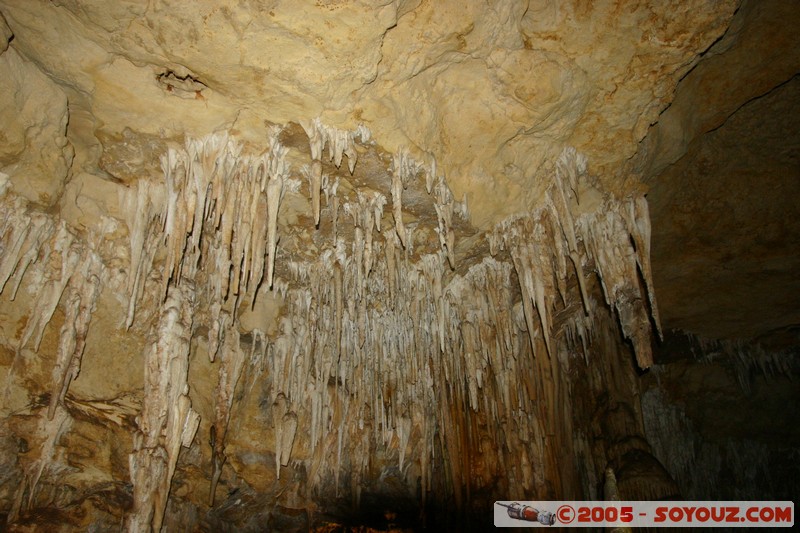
<box><xmin>2</xmin><ymin>0</ymin><xmax>795</xmax><ymax>345</ymax></box>
<box><xmin>1</xmin><ymin>0</ymin><xmax>799</xmax><ymax>530</ymax></box>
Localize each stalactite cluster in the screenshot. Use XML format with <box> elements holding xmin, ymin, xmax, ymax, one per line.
<box><xmin>490</xmin><ymin>148</ymin><xmax>660</xmax><ymax>369</ymax></box>
<box><xmin>0</xmin><ymin>193</ymin><xmax>109</xmax><ymax>523</ymax></box>
<box><xmin>0</xmin><ymin>120</ymin><xmax>662</xmax><ymax>529</ymax></box>
<box><xmin>127</xmin><ymin>283</ymin><xmax>199</xmax><ymax>533</ymax></box>
<box><xmin>691</xmin><ymin>334</ymin><xmax>797</xmax><ymax>393</ymax></box>
<box><xmin>0</xmin><ymin>206</ymin><xmax>105</xmax><ymax>406</ymax></box>
<box><xmin>253</xmin><ymin>141</ymin><xmax>662</xmax><ymax>508</ymax></box>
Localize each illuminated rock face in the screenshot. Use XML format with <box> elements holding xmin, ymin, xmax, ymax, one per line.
<box><xmin>0</xmin><ymin>0</ymin><xmax>737</xmax><ymax>224</ymax></box>
<box><xmin>0</xmin><ymin>1</ymin><xmax>797</xmax><ymax>531</ymax></box>
<box><xmin>0</xmin><ymin>125</ymin><xmax>667</xmax><ymax>530</ymax></box>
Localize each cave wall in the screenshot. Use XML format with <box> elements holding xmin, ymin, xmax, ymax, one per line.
<box><xmin>642</xmin><ymin>0</ymin><xmax>800</xmax><ymax>341</ymax></box>
<box><xmin>636</xmin><ymin>0</ymin><xmax>800</xmax><ymax>507</ymax></box>
<box><xmin>0</xmin><ymin>0</ymin><xmax>736</xmax><ymax>226</ymax></box>
<box><xmin>2</xmin><ymin>0</ymin><xmax>798</xmax><ymax>531</ymax></box>
<box><xmin>642</xmin><ymin>333</ymin><xmax>800</xmax><ymax>502</ymax></box>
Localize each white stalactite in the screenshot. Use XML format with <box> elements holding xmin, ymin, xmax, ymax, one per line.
<box><xmin>1</xmin><ymin>128</ymin><xmax>663</xmax><ymax>522</ymax></box>
<box><xmin>391</xmin><ymin>152</ymin><xmax>408</xmax><ymax>248</ymax></box>
<box><xmin>273</xmin><ymin>393</ymin><xmax>298</xmax><ymax>479</ymax></box>
<box><xmin>425</xmin><ymin>153</ymin><xmax>436</xmax><ymax>194</ymax></box>
<box><xmin>311</xmin><ymin>160</ymin><xmax>323</xmax><ymax>226</ymax></box>
<box><xmin>120</xmin><ymin>177</ymin><xmax>164</xmax><ymax>328</ymax></box>
<box><xmin>0</xmin><ymin>201</ymin><xmax>55</xmax><ymax>298</ymax></box>
<box><xmin>265</xmin><ymin>173</ymin><xmax>285</xmax><ymax>289</ymax></box>
<box><xmin>127</xmin><ymin>282</ymin><xmax>199</xmax><ymax>533</ymax></box>
<box><xmin>209</xmin><ymin>315</ymin><xmax>248</xmax><ymax>505</ymax></box>
<box><xmin>17</xmin><ymin>225</ymin><xmax>79</xmax><ymax>353</ymax></box>
<box><xmin>626</xmin><ymin>196</ymin><xmax>662</xmax><ymax>338</ymax></box>
<box><xmin>301</xmin><ymin>119</ymin><xmax>325</xmax><ymax>226</ymax></box>
<box><xmin>434</xmin><ymin>178</ymin><xmax>457</xmax><ymax>269</ymax></box>
<box><xmin>47</xmin><ymin>247</ymin><xmax>104</xmax><ymax>420</ymax></box>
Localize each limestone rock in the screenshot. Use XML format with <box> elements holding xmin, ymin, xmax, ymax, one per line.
<box><xmin>0</xmin><ymin>10</ymin><xmax>11</xmax><ymax>54</ymax></box>
<box><xmin>0</xmin><ymin>0</ymin><xmax>737</xmax><ymax>226</ymax></box>
<box><xmin>361</xmin><ymin>0</ymin><xmax>738</xmax><ymax>224</ymax></box>
<box><xmin>643</xmin><ymin>0</ymin><xmax>800</xmax><ymax>342</ymax></box>
<box><xmin>638</xmin><ymin>0</ymin><xmax>800</xmax><ymax>178</ymax></box>
<box><xmin>1</xmin><ymin>0</ymin><xmax>796</xmax><ymax>530</ymax></box>
<box><xmin>649</xmin><ymin>75</ymin><xmax>800</xmax><ymax>340</ymax></box>
<box><xmin>0</xmin><ymin>47</ymin><xmax>72</xmax><ymax>206</ymax></box>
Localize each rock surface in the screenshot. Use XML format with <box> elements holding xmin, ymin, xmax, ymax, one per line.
<box><xmin>644</xmin><ymin>0</ymin><xmax>800</xmax><ymax>341</ymax></box>
<box><xmin>649</xmin><ymin>75</ymin><xmax>800</xmax><ymax>340</ymax></box>
<box><xmin>1</xmin><ymin>0</ymin><xmax>798</xmax><ymax>531</ymax></box>
<box><xmin>0</xmin><ymin>0</ymin><xmax>736</xmax><ymax>226</ymax></box>
<box><xmin>0</xmin><ymin>47</ymin><xmax>72</xmax><ymax>206</ymax></box>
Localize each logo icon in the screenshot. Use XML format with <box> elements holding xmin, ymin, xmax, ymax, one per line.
<box><xmin>496</xmin><ymin>502</ymin><xmax>556</xmax><ymax>525</ymax></box>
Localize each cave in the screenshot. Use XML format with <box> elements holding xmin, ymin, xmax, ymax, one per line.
<box><xmin>0</xmin><ymin>1</ymin><xmax>798</xmax><ymax>531</ymax></box>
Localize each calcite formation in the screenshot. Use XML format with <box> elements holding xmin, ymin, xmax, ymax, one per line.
<box><xmin>1</xmin><ymin>121</ymin><xmax>666</xmax><ymax>529</ymax></box>
<box><xmin>127</xmin><ymin>283</ymin><xmax>199</xmax><ymax>533</ymax></box>
<box><xmin>4</xmin><ymin>0</ymin><xmax>794</xmax><ymax>531</ymax></box>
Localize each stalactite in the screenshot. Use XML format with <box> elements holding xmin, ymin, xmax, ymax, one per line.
<box><xmin>270</xmin><ymin>228</ymin><xmax>567</xmax><ymax>507</ymax></box>
<box><xmin>8</xmin><ymin>405</ymin><xmax>72</xmax><ymax>524</ymax></box>
<box><xmin>122</xmin><ymin>127</ymin><xmax>292</xmax><ymax>333</ymax></box>
<box><xmin>552</xmin><ymin>150</ymin><xmax>589</xmax><ymax>315</ymax></box>
<box><xmin>455</xmin><ymin>192</ymin><xmax>469</xmax><ymax>221</ymax></box>
<box><xmin>0</xmin><ymin>200</ymin><xmax>55</xmax><ymax>298</ymax></box>
<box><xmin>577</xmin><ymin>204</ymin><xmax>656</xmax><ymax>368</ymax></box>
<box><xmin>302</xmin><ymin>117</ymin><xmax>370</xmax><ymax>177</ymax></box>
<box><xmin>0</xmin><ymin>201</ymin><xmax>70</xmax><ymax>398</ymax></box>
<box><xmin>265</xmin><ymin>128</ymin><xmax>290</xmax><ymax>290</ymax></box>
<box><xmin>2</xmin><ymin>122</ymin><xmax>665</xmax><ymax>527</ymax></box>
<box><xmin>17</xmin><ymin>224</ymin><xmax>79</xmax><ymax>353</ymax></box>
<box><xmin>488</xmin><ymin>148</ymin><xmax>658</xmax><ymax>368</ymax></box>
<box><xmin>425</xmin><ymin>153</ymin><xmax>436</xmax><ymax>194</ymax></box>
<box><xmin>263</xmin><ymin>136</ymin><xmax>652</xmax><ymax>509</ymax></box>
<box><xmin>391</xmin><ymin>151</ymin><xmax>409</xmax><ymax>248</ymax></box>
<box><xmin>625</xmin><ymin>196</ymin><xmax>662</xmax><ymax>338</ymax></box>
<box><xmin>209</xmin><ymin>316</ymin><xmax>247</xmax><ymax>505</ymax></box>
<box><xmin>331</xmin><ymin>178</ymin><xmax>341</xmax><ymax>241</ymax></box>
<box><xmin>301</xmin><ymin>118</ymin><xmax>325</xmax><ymax>226</ymax></box>
<box><xmin>272</xmin><ymin>393</ymin><xmax>298</xmax><ymax>479</ymax></box>
<box><xmin>433</xmin><ymin>178</ymin><xmax>456</xmax><ymax>269</ymax></box>
<box><xmin>47</xmin><ymin>246</ymin><xmax>104</xmax><ymax>420</ymax></box>
<box><xmin>120</xmin><ymin>178</ymin><xmax>164</xmax><ymax>328</ymax></box>
<box><xmin>127</xmin><ymin>282</ymin><xmax>200</xmax><ymax>533</ymax></box>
